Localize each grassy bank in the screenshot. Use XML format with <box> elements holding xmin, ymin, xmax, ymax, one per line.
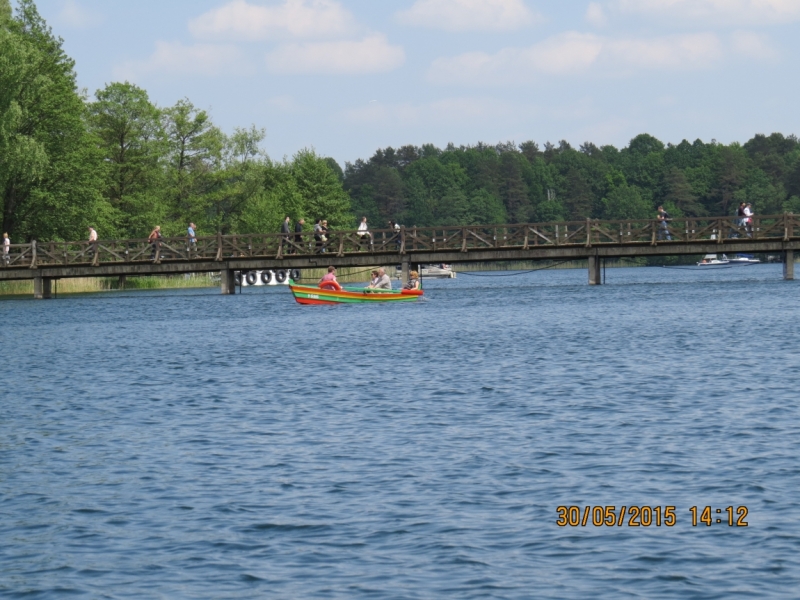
<box><xmin>0</xmin><ymin>274</ymin><xmax>217</xmax><ymax>296</ymax></box>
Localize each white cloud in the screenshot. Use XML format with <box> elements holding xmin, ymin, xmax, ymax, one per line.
<box><xmin>395</xmin><ymin>0</ymin><xmax>540</xmax><ymax>32</ymax></box>
<box><xmin>731</xmin><ymin>31</ymin><xmax>779</xmax><ymax>59</ymax></box>
<box><xmin>585</xmin><ymin>2</ymin><xmax>608</xmax><ymax>27</ymax></box>
<box><xmin>343</xmin><ymin>96</ymin><xmax>530</xmax><ymax>125</ymax></box>
<box><xmin>428</xmin><ymin>31</ymin><xmax>725</xmax><ymax>84</ymax></box>
<box><xmin>113</xmin><ymin>42</ymin><xmax>249</xmax><ymax>80</ymax></box>
<box><xmin>57</xmin><ymin>0</ymin><xmax>102</xmax><ymax>28</ymax></box>
<box><xmin>189</xmin><ymin>0</ymin><xmax>358</xmax><ymax>41</ymax></box>
<box><xmin>265</xmin><ymin>35</ymin><xmax>405</xmax><ymax>74</ymax></box>
<box><xmin>614</xmin><ymin>0</ymin><xmax>800</xmax><ymax>25</ymax></box>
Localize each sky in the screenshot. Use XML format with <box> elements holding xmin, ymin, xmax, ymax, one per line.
<box><xmin>23</xmin><ymin>0</ymin><xmax>800</xmax><ymax>165</ymax></box>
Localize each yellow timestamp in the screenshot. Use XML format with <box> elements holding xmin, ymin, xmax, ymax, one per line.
<box><xmin>556</xmin><ymin>506</ymin><xmax>749</xmax><ymax>527</ymax></box>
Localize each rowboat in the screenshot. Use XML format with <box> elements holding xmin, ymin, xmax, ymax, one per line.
<box><xmin>289</xmin><ymin>282</ymin><xmax>423</xmax><ymax>305</ymax></box>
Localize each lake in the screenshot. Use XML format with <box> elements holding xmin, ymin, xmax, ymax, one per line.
<box><xmin>1</xmin><ymin>264</ymin><xmax>799</xmax><ymax>598</ymax></box>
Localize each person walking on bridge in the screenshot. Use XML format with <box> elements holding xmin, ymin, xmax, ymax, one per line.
<box><xmin>87</xmin><ymin>226</ymin><xmax>98</xmax><ymax>257</ymax></box>
<box><xmin>657</xmin><ymin>206</ymin><xmax>672</xmax><ymax>241</ymax></box>
<box><xmin>294</xmin><ymin>218</ymin><xmax>305</xmax><ymax>253</ymax></box>
<box><xmin>2</xmin><ymin>233</ymin><xmax>9</xmax><ymax>265</ymax></box>
<box><xmin>281</xmin><ymin>216</ymin><xmax>291</xmax><ymax>254</ymax></box>
<box><xmin>187</xmin><ymin>222</ymin><xmax>197</xmax><ymax>252</ymax></box>
<box><xmin>148</xmin><ymin>226</ymin><xmax>162</xmax><ymax>260</ymax></box>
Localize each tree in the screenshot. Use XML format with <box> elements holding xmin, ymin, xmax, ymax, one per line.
<box><xmin>162</xmin><ymin>98</ymin><xmax>223</xmax><ymax>233</ymax></box>
<box><xmin>0</xmin><ymin>0</ymin><xmax>105</xmax><ymax>241</ymax></box>
<box><xmin>291</xmin><ymin>149</ymin><xmax>352</xmax><ymax>228</ymax></box>
<box><xmin>602</xmin><ymin>183</ymin><xmax>651</xmax><ymax>220</ymax></box>
<box><xmin>663</xmin><ymin>167</ymin><xmax>705</xmax><ymax>216</ymax></box>
<box><xmin>89</xmin><ymin>82</ymin><xmax>165</xmax><ymax>237</ymax></box>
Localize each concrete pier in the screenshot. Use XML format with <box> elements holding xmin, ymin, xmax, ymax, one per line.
<box><xmin>588</xmin><ymin>256</ymin><xmax>602</xmax><ymax>285</ymax></box>
<box><xmin>220</xmin><ymin>269</ymin><xmax>236</xmax><ymax>294</ymax></box>
<box><xmin>33</xmin><ymin>277</ymin><xmax>52</xmax><ymax>299</ymax></box>
<box><xmin>785</xmin><ymin>250</ymin><xmax>795</xmax><ymax>280</ymax></box>
<box><xmin>401</xmin><ymin>257</ymin><xmax>410</xmax><ymax>285</ymax></box>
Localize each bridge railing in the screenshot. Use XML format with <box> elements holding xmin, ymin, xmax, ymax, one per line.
<box><xmin>2</xmin><ymin>243</ymin><xmax>35</xmax><ymax>268</ymax></box>
<box><xmin>2</xmin><ymin>214</ymin><xmax>798</xmax><ymax>270</ymax></box>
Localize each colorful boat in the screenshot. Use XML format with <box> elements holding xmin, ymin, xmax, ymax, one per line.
<box><xmin>289</xmin><ymin>282</ymin><xmax>423</xmax><ymax>305</ymax></box>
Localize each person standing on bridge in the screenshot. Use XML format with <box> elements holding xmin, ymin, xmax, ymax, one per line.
<box><xmin>294</xmin><ymin>218</ymin><xmax>305</xmax><ymax>253</ymax></box>
<box><xmin>3</xmin><ymin>233</ymin><xmax>9</xmax><ymax>265</ymax></box>
<box><xmin>281</xmin><ymin>216</ymin><xmax>291</xmax><ymax>254</ymax></box>
<box><xmin>657</xmin><ymin>206</ymin><xmax>672</xmax><ymax>241</ymax></box>
<box><xmin>88</xmin><ymin>226</ymin><xmax>98</xmax><ymax>257</ymax></box>
<box><xmin>148</xmin><ymin>226</ymin><xmax>162</xmax><ymax>260</ymax></box>
<box><xmin>358</xmin><ymin>216</ymin><xmax>372</xmax><ymax>248</ymax></box>
<box><xmin>187</xmin><ymin>222</ymin><xmax>197</xmax><ymax>252</ymax></box>
<box><xmin>744</xmin><ymin>203</ymin><xmax>754</xmax><ymax>237</ymax></box>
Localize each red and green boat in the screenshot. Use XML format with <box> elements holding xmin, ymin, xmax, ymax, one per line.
<box><xmin>289</xmin><ymin>281</ymin><xmax>423</xmax><ymax>305</ymax></box>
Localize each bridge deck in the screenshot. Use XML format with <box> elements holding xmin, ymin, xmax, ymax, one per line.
<box><xmin>2</xmin><ymin>215</ymin><xmax>798</xmax><ymax>296</ymax></box>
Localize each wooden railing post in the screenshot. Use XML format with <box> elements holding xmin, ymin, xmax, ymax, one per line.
<box><xmin>400</xmin><ymin>226</ymin><xmax>406</xmax><ymax>254</ymax></box>
<box><xmin>215</xmin><ymin>232</ymin><xmax>223</xmax><ymax>261</ymax></box>
<box><xmin>30</xmin><ymin>240</ymin><xmax>37</xmax><ymax>268</ymax></box>
<box><xmin>586</xmin><ymin>218</ymin><xmax>592</xmax><ymax>247</ymax></box>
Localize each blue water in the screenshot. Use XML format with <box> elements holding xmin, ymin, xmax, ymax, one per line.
<box><xmin>2</xmin><ymin>265</ymin><xmax>799</xmax><ymax>598</ymax></box>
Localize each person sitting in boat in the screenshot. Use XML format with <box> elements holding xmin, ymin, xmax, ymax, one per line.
<box><xmin>319</xmin><ymin>266</ymin><xmax>337</xmax><ymax>285</ymax></box>
<box><xmin>368</xmin><ymin>267</ymin><xmax>392</xmax><ymax>290</ymax></box>
<box><xmin>404</xmin><ymin>270</ymin><xmax>421</xmax><ymax>291</ymax></box>
<box><xmin>318</xmin><ymin>266</ymin><xmax>342</xmax><ymax>290</ymax></box>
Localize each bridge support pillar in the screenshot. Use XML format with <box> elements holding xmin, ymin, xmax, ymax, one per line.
<box><xmin>401</xmin><ymin>257</ymin><xmax>410</xmax><ymax>285</ymax></box>
<box><xmin>33</xmin><ymin>276</ymin><xmax>52</xmax><ymax>299</ymax></box>
<box><xmin>785</xmin><ymin>250</ymin><xmax>795</xmax><ymax>280</ymax></box>
<box><xmin>588</xmin><ymin>256</ymin><xmax>602</xmax><ymax>285</ymax></box>
<box><xmin>221</xmin><ymin>269</ymin><xmax>236</xmax><ymax>294</ymax></box>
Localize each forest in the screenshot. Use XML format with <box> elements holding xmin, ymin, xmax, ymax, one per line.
<box><xmin>3</xmin><ymin>0</ymin><xmax>800</xmax><ymax>244</ymax></box>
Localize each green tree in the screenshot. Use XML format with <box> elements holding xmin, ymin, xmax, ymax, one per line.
<box><xmin>204</xmin><ymin>125</ymin><xmax>266</xmax><ymax>234</ymax></box>
<box><xmin>162</xmin><ymin>98</ymin><xmax>224</xmax><ymax>233</ymax></box>
<box><xmin>0</xmin><ymin>0</ymin><xmax>105</xmax><ymax>241</ymax></box>
<box><xmin>88</xmin><ymin>82</ymin><xmax>165</xmax><ymax>237</ymax></box>
<box><xmin>602</xmin><ymin>183</ymin><xmax>651</xmax><ymax>220</ymax></box>
<box><xmin>291</xmin><ymin>149</ymin><xmax>352</xmax><ymax>228</ymax></box>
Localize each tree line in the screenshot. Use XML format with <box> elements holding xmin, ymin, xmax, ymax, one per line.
<box><xmin>3</xmin><ymin>0</ymin><xmax>799</xmax><ymax>244</ymax></box>
<box><xmin>345</xmin><ymin>134</ymin><xmax>800</xmax><ymax>229</ymax></box>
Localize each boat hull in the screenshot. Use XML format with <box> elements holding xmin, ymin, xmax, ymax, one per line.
<box><xmin>290</xmin><ymin>284</ymin><xmax>423</xmax><ymax>305</ymax></box>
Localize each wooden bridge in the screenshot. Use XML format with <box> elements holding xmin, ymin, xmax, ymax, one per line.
<box><xmin>2</xmin><ymin>213</ymin><xmax>798</xmax><ymax>298</ymax></box>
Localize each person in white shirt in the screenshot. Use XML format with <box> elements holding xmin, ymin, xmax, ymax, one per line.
<box><xmin>87</xmin><ymin>226</ymin><xmax>98</xmax><ymax>256</ymax></box>
<box><xmin>2</xmin><ymin>233</ymin><xmax>9</xmax><ymax>264</ymax></box>
<box><xmin>357</xmin><ymin>216</ymin><xmax>372</xmax><ymax>247</ymax></box>
<box><xmin>743</xmin><ymin>203</ymin><xmax>753</xmax><ymax>237</ymax></box>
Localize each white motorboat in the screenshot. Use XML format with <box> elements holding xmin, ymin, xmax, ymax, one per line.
<box><xmin>727</xmin><ymin>253</ymin><xmax>761</xmax><ymax>265</ymax></box>
<box><xmin>420</xmin><ymin>264</ymin><xmax>456</xmax><ymax>279</ymax></box>
<box><xmin>697</xmin><ymin>254</ymin><xmax>730</xmax><ymax>266</ymax></box>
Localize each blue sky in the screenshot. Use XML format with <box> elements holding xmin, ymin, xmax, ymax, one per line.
<box><xmin>25</xmin><ymin>0</ymin><xmax>800</xmax><ymax>165</ymax></box>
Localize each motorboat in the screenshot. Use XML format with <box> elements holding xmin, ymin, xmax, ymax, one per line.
<box><xmin>697</xmin><ymin>254</ymin><xmax>730</xmax><ymax>266</ymax></box>
<box><xmin>420</xmin><ymin>264</ymin><xmax>456</xmax><ymax>278</ymax></box>
<box><xmin>727</xmin><ymin>253</ymin><xmax>761</xmax><ymax>265</ymax></box>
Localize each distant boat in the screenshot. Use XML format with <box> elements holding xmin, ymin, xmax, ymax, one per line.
<box><xmin>697</xmin><ymin>254</ymin><xmax>730</xmax><ymax>266</ymax></box>
<box><xmin>420</xmin><ymin>264</ymin><xmax>456</xmax><ymax>279</ymax></box>
<box><xmin>728</xmin><ymin>253</ymin><xmax>761</xmax><ymax>265</ymax></box>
